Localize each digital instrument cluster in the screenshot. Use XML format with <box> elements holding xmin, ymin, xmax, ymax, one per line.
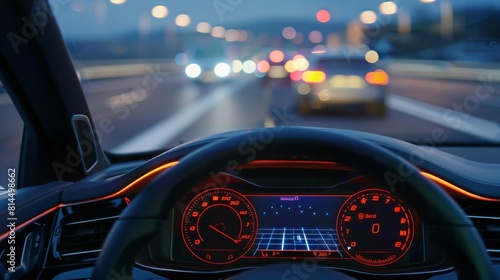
<box><xmin>175</xmin><ymin>187</ymin><xmax>416</xmax><ymax>268</ymax></box>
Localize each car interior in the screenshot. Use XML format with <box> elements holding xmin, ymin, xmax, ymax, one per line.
<box><xmin>1</xmin><ymin>0</ymin><xmax>500</xmax><ymax>279</ymax></box>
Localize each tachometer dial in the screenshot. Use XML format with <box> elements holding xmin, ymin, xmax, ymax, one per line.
<box><xmin>336</xmin><ymin>189</ymin><xmax>414</xmax><ymax>266</ymax></box>
<box><xmin>181</xmin><ymin>188</ymin><xmax>258</xmax><ymax>264</ymax></box>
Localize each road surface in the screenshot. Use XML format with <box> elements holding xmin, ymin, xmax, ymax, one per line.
<box><xmin>1</xmin><ymin>68</ymin><xmax>500</xmax><ymax>187</ymax></box>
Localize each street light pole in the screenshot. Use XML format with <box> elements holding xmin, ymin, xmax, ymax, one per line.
<box><xmin>440</xmin><ymin>0</ymin><xmax>453</xmax><ymax>39</ymax></box>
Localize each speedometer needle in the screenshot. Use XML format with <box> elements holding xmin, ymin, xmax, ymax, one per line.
<box><xmin>209</xmin><ymin>225</ymin><xmax>240</xmax><ymax>243</ymax></box>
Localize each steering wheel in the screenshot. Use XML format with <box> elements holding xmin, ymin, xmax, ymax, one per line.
<box><xmin>91</xmin><ymin>127</ymin><xmax>495</xmax><ymax>279</ymax></box>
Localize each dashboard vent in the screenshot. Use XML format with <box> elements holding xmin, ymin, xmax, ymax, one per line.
<box><xmin>53</xmin><ymin>198</ymin><xmax>127</xmax><ymax>263</ymax></box>
<box><xmin>468</xmin><ymin>215</ymin><xmax>500</xmax><ymax>260</ymax></box>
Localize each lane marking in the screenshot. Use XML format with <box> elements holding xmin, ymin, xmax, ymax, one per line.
<box><xmin>301</xmin><ymin>227</ymin><xmax>310</xmax><ymax>251</ymax></box>
<box><xmin>281</xmin><ymin>227</ymin><xmax>286</xmax><ymax>250</ymax></box>
<box><xmin>266</xmin><ymin>227</ymin><xmax>275</xmax><ymax>250</ymax></box>
<box><xmin>0</xmin><ymin>94</ymin><xmax>12</xmax><ymax>106</ymax></box>
<box><xmin>387</xmin><ymin>94</ymin><xmax>500</xmax><ymax>142</ymax></box>
<box><xmin>83</xmin><ymin>74</ymin><xmax>181</xmax><ymax>95</ymax></box>
<box><xmin>316</xmin><ymin>228</ymin><xmax>331</xmax><ymax>250</ymax></box>
<box><xmin>112</xmin><ymin>77</ymin><xmax>254</xmax><ymax>153</ymax></box>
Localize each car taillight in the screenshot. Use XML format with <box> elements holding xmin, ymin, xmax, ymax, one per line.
<box><xmin>365</xmin><ymin>69</ymin><xmax>389</xmax><ymax>86</ymax></box>
<box><xmin>302</xmin><ymin>70</ymin><xmax>326</xmax><ymax>83</ymax></box>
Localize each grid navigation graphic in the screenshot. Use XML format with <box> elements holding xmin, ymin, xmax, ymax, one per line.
<box><xmin>252</xmin><ymin>227</ymin><xmax>344</xmax><ymax>257</ymax></box>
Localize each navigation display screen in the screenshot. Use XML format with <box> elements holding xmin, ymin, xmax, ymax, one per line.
<box><xmin>247</xmin><ymin>195</ymin><xmax>346</xmax><ymax>258</ymax></box>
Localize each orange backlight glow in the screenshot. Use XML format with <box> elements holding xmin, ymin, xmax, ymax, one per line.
<box><xmin>420</xmin><ymin>172</ymin><xmax>500</xmax><ymax>202</ymax></box>
<box><xmin>302</xmin><ymin>70</ymin><xmax>326</xmax><ymax>83</ymax></box>
<box><xmin>0</xmin><ymin>161</ymin><xmax>179</xmax><ymax>242</ymax></box>
<box><xmin>365</xmin><ymin>69</ymin><xmax>389</xmax><ymax>86</ymax></box>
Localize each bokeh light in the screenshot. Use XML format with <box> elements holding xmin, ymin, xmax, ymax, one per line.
<box><xmin>379</xmin><ymin>1</ymin><xmax>398</xmax><ymax>15</ymax></box>
<box><xmin>110</xmin><ymin>0</ymin><xmax>126</xmax><ymax>5</ymax></box>
<box><xmin>239</xmin><ymin>30</ymin><xmax>250</xmax><ymax>42</ymax></box>
<box><xmin>175</xmin><ymin>14</ymin><xmax>190</xmax><ymax>27</ymax></box>
<box><xmin>297</xmin><ymin>83</ymin><xmax>311</xmax><ymax>95</ymax></box>
<box><xmin>232</xmin><ymin>60</ymin><xmax>243</xmax><ymax>73</ymax></box>
<box><xmin>174</xmin><ymin>53</ymin><xmax>188</xmax><ymax>65</ymax></box>
<box><xmin>211</xmin><ymin>26</ymin><xmax>225</xmax><ymax>38</ymax></box>
<box><xmin>196</xmin><ymin>22</ymin><xmax>211</xmax><ymax>33</ymax></box>
<box><xmin>316</xmin><ymin>9</ymin><xmax>331</xmax><ymax>23</ymax></box>
<box><xmin>269</xmin><ymin>50</ymin><xmax>285</xmax><ymax>63</ymax></box>
<box><xmin>308</xmin><ymin>31</ymin><xmax>323</xmax><ymax>44</ymax></box>
<box><xmin>294</xmin><ymin>56</ymin><xmax>310</xmax><ymax>71</ymax></box>
<box><xmin>311</xmin><ymin>45</ymin><xmax>326</xmax><ymax>54</ymax></box>
<box><xmin>282</xmin><ymin>26</ymin><xmax>296</xmax><ymax>40</ymax></box>
<box><xmin>359</xmin><ymin>11</ymin><xmax>377</xmax><ymax>24</ymax></box>
<box><xmin>242</xmin><ymin>60</ymin><xmax>256</xmax><ymax>73</ymax></box>
<box><xmin>225</xmin><ymin>29</ymin><xmax>240</xmax><ymax>42</ymax></box>
<box><xmin>365</xmin><ymin>50</ymin><xmax>380</xmax><ymax>63</ymax></box>
<box><xmin>151</xmin><ymin>5</ymin><xmax>168</xmax><ymax>18</ymax></box>
<box><xmin>284</xmin><ymin>60</ymin><xmax>298</xmax><ymax>73</ymax></box>
<box><xmin>214</xmin><ymin>63</ymin><xmax>231</xmax><ymax>78</ymax></box>
<box><xmin>257</xmin><ymin>60</ymin><xmax>271</xmax><ymax>73</ymax></box>
<box><xmin>185</xmin><ymin>64</ymin><xmax>201</xmax><ymax>78</ymax></box>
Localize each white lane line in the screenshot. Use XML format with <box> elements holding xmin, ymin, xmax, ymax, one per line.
<box><xmin>387</xmin><ymin>94</ymin><xmax>500</xmax><ymax>142</ymax></box>
<box><xmin>316</xmin><ymin>228</ymin><xmax>331</xmax><ymax>250</ymax></box>
<box><xmin>112</xmin><ymin>76</ymin><xmax>254</xmax><ymax>153</ymax></box>
<box><xmin>281</xmin><ymin>227</ymin><xmax>286</xmax><ymax>250</ymax></box>
<box><xmin>266</xmin><ymin>227</ymin><xmax>276</xmax><ymax>250</ymax></box>
<box><xmin>301</xmin><ymin>227</ymin><xmax>310</xmax><ymax>251</ymax></box>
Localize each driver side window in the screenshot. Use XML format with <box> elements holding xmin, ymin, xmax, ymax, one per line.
<box><xmin>0</xmin><ymin>80</ymin><xmax>23</xmax><ymax>193</ymax></box>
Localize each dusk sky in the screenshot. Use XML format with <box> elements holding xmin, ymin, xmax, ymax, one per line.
<box><xmin>50</xmin><ymin>0</ymin><xmax>499</xmax><ymax>39</ymax></box>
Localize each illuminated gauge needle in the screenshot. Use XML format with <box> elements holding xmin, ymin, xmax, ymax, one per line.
<box><xmin>209</xmin><ymin>225</ymin><xmax>240</xmax><ymax>243</ymax></box>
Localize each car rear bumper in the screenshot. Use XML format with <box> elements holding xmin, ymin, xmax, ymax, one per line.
<box><xmin>301</xmin><ymin>87</ymin><xmax>385</xmax><ymax>104</ymax></box>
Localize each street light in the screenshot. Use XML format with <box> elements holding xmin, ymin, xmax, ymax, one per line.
<box><xmin>379</xmin><ymin>1</ymin><xmax>398</xmax><ymax>15</ymax></box>
<box><xmin>109</xmin><ymin>0</ymin><xmax>126</xmax><ymax>5</ymax></box>
<box><xmin>211</xmin><ymin>26</ymin><xmax>225</xmax><ymax>38</ymax></box>
<box><xmin>359</xmin><ymin>11</ymin><xmax>377</xmax><ymax>24</ymax></box>
<box><xmin>175</xmin><ymin>14</ymin><xmax>190</xmax><ymax>27</ymax></box>
<box><xmin>420</xmin><ymin>0</ymin><xmax>453</xmax><ymax>39</ymax></box>
<box><xmin>196</xmin><ymin>22</ymin><xmax>211</xmax><ymax>33</ymax></box>
<box><xmin>151</xmin><ymin>5</ymin><xmax>168</xmax><ymax>18</ymax></box>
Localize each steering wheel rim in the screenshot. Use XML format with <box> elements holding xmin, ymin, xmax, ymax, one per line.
<box><xmin>91</xmin><ymin>127</ymin><xmax>495</xmax><ymax>279</ymax></box>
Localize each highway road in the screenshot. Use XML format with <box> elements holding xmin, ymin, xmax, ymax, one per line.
<box><xmin>1</xmin><ymin>68</ymin><xmax>500</xmax><ymax>187</ymax></box>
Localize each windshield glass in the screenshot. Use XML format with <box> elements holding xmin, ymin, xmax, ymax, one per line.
<box><xmin>50</xmin><ymin>0</ymin><xmax>500</xmax><ymax>154</ymax></box>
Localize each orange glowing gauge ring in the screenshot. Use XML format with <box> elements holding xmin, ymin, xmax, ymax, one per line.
<box><xmin>181</xmin><ymin>188</ymin><xmax>258</xmax><ymax>264</ymax></box>
<box><xmin>336</xmin><ymin>189</ymin><xmax>414</xmax><ymax>266</ymax></box>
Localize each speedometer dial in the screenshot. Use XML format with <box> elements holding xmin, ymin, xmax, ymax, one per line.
<box><xmin>336</xmin><ymin>189</ymin><xmax>414</xmax><ymax>266</ymax></box>
<box><xmin>181</xmin><ymin>188</ymin><xmax>258</xmax><ymax>264</ymax></box>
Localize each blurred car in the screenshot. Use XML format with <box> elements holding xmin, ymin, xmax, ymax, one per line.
<box><xmin>260</xmin><ymin>50</ymin><xmax>299</xmax><ymax>88</ymax></box>
<box><xmin>184</xmin><ymin>47</ymin><xmax>234</xmax><ymax>83</ymax></box>
<box><xmin>295</xmin><ymin>51</ymin><xmax>388</xmax><ymax>116</ymax></box>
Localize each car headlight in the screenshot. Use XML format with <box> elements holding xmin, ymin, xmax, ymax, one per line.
<box><xmin>185</xmin><ymin>63</ymin><xmax>202</xmax><ymax>78</ymax></box>
<box><xmin>214</xmin><ymin>62</ymin><xmax>231</xmax><ymax>78</ymax></box>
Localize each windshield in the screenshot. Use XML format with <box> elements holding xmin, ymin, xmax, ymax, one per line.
<box><xmin>50</xmin><ymin>0</ymin><xmax>500</xmax><ymax>154</ymax></box>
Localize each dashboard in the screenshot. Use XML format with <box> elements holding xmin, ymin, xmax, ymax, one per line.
<box><xmin>177</xmin><ymin>188</ymin><xmax>415</xmax><ymax>266</ymax></box>
<box><xmin>137</xmin><ymin>160</ymin><xmax>435</xmax><ymax>276</ymax></box>
<box><xmin>2</xmin><ymin>129</ymin><xmax>500</xmax><ymax>280</ymax></box>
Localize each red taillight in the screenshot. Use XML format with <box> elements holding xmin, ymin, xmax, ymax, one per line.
<box><xmin>290</xmin><ymin>71</ymin><xmax>302</xmax><ymax>82</ymax></box>
<box><xmin>302</xmin><ymin>70</ymin><xmax>326</xmax><ymax>83</ymax></box>
<box><xmin>365</xmin><ymin>69</ymin><xmax>389</xmax><ymax>86</ymax></box>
